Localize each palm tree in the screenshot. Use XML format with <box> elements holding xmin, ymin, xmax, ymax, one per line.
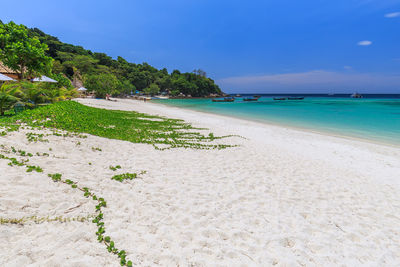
<box><xmin>44</xmin><ymin>87</ymin><xmax>64</xmax><ymax>103</ymax></box>
<box><xmin>19</xmin><ymin>81</ymin><xmax>45</xmax><ymax>106</ymax></box>
<box><xmin>0</xmin><ymin>82</ymin><xmax>22</xmax><ymax>116</ymax></box>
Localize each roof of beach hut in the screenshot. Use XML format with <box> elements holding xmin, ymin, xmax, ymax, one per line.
<box><xmin>0</xmin><ymin>73</ymin><xmax>15</xmax><ymax>81</ymax></box>
<box><xmin>0</xmin><ymin>62</ymin><xmax>17</xmax><ymax>74</ymax></box>
<box><xmin>32</xmin><ymin>75</ymin><xmax>57</xmax><ymax>83</ymax></box>
<box><xmin>77</xmin><ymin>87</ymin><xmax>88</xmax><ymax>91</ymax></box>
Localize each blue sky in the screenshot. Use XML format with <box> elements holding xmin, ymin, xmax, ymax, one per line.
<box><xmin>2</xmin><ymin>0</ymin><xmax>400</xmax><ymax>93</ymax></box>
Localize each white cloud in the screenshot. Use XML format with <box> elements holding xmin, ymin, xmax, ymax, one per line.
<box><xmin>357</xmin><ymin>40</ymin><xmax>372</xmax><ymax>46</ymax></box>
<box><xmin>217</xmin><ymin>70</ymin><xmax>400</xmax><ymax>93</ymax></box>
<box><xmin>384</xmin><ymin>12</ymin><xmax>400</xmax><ymax>18</ymax></box>
<box><xmin>219</xmin><ymin>71</ymin><xmax>365</xmax><ymax>85</ymax></box>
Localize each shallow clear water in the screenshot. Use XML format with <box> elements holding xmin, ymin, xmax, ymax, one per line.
<box><xmin>154</xmin><ymin>95</ymin><xmax>400</xmax><ymax>145</ymax></box>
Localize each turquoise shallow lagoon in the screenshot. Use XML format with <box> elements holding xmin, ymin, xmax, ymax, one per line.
<box><xmin>154</xmin><ymin>95</ymin><xmax>400</xmax><ymax>145</ymax></box>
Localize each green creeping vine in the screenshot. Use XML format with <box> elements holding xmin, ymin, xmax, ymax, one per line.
<box><xmin>0</xmin><ymin>153</ymin><xmax>43</xmax><ymax>173</ymax></box>
<box><xmin>3</xmin><ymin>146</ymin><xmax>33</xmax><ymax>158</ymax></box>
<box><xmin>1</xmin><ymin>147</ymin><xmax>134</xmax><ymax>266</ymax></box>
<box><xmin>26</xmin><ymin>165</ymin><xmax>43</xmax><ymax>173</ymax></box>
<box><xmin>111</xmin><ymin>173</ymin><xmax>136</xmax><ymax>182</ymax></box>
<box><xmin>36</xmin><ymin>152</ymin><xmax>49</xmax><ymax>157</ymax></box>
<box><xmin>26</xmin><ymin>132</ymin><xmax>49</xmax><ymax>143</ymax></box>
<box><xmin>111</xmin><ymin>171</ymin><xmax>146</xmax><ymax>182</ymax></box>
<box><xmin>11</xmin><ymin>147</ymin><xmax>33</xmax><ymax>157</ymax></box>
<box><xmin>109</xmin><ymin>165</ymin><xmax>121</xmax><ymax>171</ymax></box>
<box><xmin>0</xmin><ymin>154</ymin><xmax>26</xmax><ymax>166</ymax></box>
<box><xmin>51</xmin><ymin>131</ymin><xmax>87</xmax><ymax>139</ymax></box>
<box><xmin>48</xmin><ymin>173</ymin><xmax>133</xmax><ymax>266</ymax></box>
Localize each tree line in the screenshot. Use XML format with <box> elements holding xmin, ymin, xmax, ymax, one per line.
<box><xmin>1</xmin><ymin>20</ymin><xmax>223</xmax><ymax>99</ymax></box>
<box><xmin>27</xmin><ymin>22</ymin><xmax>223</xmax><ymax>98</ymax></box>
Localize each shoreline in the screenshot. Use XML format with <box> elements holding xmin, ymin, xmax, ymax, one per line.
<box><xmin>152</xmin><ymin>99</ymin><xmax>400</xmax><ymax>149</ymax></box>
<box><xmin>97</xmin><ymin>97</ymin><xmax>400</xmax><ymax>150</ymax></box>
<box><xmin>77</xmin><ymin>98</ymin><xmax>400</xmax><ymax>187</ymax></box>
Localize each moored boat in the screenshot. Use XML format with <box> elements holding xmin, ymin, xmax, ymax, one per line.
<box><xmin>212</xmin><ymin>97</ymin><xmax>235</xmax><ymax>102</ymax></box>
<box><xmin>350</xmin><ymin>92</ymin><xmax>363</xmax><ymax>98</ymax></box>
<box><xmin>153</xmin><ymin>95</ymin><xmax>169</xmax><ymax>99</ymax></box>
<box><xmin>273</xmin><ymin>97</ymin><xmax>287</xmax><ymax>100</ymax></box>
<box><xmin>243</xmin><ymin>97</ymin><xmax>259</xmax><ymax>101</ymax></box>
<box><xmin>288</xmin><ymin>96</ymin><xmax>304</xmax><ymax>100</ymax></box>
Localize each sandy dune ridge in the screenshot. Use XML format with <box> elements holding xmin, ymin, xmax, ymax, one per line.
<box><xmin>1</xmin><ymin>98</ymin><xmax>400</xmax><ymax>266</ymax></box>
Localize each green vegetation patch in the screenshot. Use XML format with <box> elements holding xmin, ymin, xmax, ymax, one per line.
<box><xmin>26</xmin><ymin>132</ymin><xmax>49</xmax><ymax>143</ymax></box>
<box><xmin>26</xmin><ymin>165</ymin><xmax>43</xmax><ymax>173</ymax></box>
<box><xmin>111</xmin><ymin>173</ymin><xmax>137</xmax><ymax>182</ymax></box>
<box><xmin>109</xmin><ymin>165</ymin><xmax>121</xmax><ymax>171</ymax></box>
<box><xmin>0</xmin><ymin>101</ymin><xmax>233</xmax><ymax>150</ymax></box>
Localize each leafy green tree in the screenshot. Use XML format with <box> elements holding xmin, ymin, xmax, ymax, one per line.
<box><xmin>96</xmin><ymin>64</ymin><xmax>112</xmax><ymax>74</ymax></box>
<box><xmin>171</xmin><ymin>70</ymin><xmax>181</xmax><ymax>76</ymax></box>
<box><xmin>170</xmin><ymin>89</ymin><xmax>180</xmax><ymax>96</ymax></box>
<box><xmin>93</xmin><ymin>53</ymin><xmax>114</xmax><ymax>67</ymax></box>
<box><xmin>192</xmin><ymin>69</ymin><xmax>207</xmax><ymax>77</ymax></box>
<box><xmin>84</xmin><ymin>73</ymin><xmax>119</xmax><ymax>98</ymax></box>
<box><xmin>66</xmin><ymin>55</ymin><xmax>98</xmax><ymax>74</ymax></box>
<box><xmin>171</xmin><ymin>77</ymin><xmax>198</xmax><ymax>96</ymax></box>
<box><xmin>143</xmin><ymin>83</ymin><xmax>160</xmax><ymax>96</ymax></box>
<box><xmin>50</xmin><ymin>73</ymin><xmax>73</xmax><ymax>89</ymax></box>
<box><xmin>52</xmin><ymin>60</ymin><xmax>64</xmax><ymax>74</ymax></box>
<box><xmin>158</xmin><ymin>75</ymin><xmax>171</xmax><ymax>92</ymax></box>
<box><xmin>0</xmin><ymin>21</ymin><xmax>52</xmax><ymax>79</ymax></box>
<box><xmin>116</xmin><ymin>79</ymin><xmax>135</xmax><ymax>96</ymax></box>
<box><xmin>56</xmin><ymin>51</ymin><xmax>75</xmax><ymax>63</ymax></box>
<box><xmin>0</xmin><ymin>82</ymin><xmax>22</xmax><ymax>115</ymax></box>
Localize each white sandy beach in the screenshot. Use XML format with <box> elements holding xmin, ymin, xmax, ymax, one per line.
<box><xmin>1</xmin><ymin>98</ymin><xmax>400</xmax><ymax>266</ymax></box>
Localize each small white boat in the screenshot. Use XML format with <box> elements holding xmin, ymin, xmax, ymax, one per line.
<box><xmin>350</xmin><ymin>92</ymin><xmax>363</xmax><ymax>98</ymax></box>
<box><xmin>153</xmin><ymin>95</ymin><xmax>169</xmax><ymax>99</ymax></box>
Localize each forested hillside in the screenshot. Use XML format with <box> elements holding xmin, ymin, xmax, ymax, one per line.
<box><xmin>26</xmin><ymin>25</ymin><xmax>223</xmax><ymax>97</ymax></box>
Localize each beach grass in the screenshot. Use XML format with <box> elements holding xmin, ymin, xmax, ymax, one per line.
<box><xmin>0</xmin><ymin>215</ymin><xmax>94</xmax><ymax>225</ymax></box>
<box><xmin>0</xmin><ymin>101</ymin><xmax>232</xmax><ymax>150</ymax></box>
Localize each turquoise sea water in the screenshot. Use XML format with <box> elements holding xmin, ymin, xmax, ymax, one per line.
<box><xmin>154</xmin><ymin>95</ymin><xmax>400</xmax><ymax>145</ymax></box>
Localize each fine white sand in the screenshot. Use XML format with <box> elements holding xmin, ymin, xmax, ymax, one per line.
<box><xmin>1</xmin><ymin>98</ymin><xmax>400</xmax><ymax>266</ymax></box>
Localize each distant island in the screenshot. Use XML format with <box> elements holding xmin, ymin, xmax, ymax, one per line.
<box><xmin>0</xmin><ymin>20</ymin><xmax>223</xmax><ymax>98</ymax></box>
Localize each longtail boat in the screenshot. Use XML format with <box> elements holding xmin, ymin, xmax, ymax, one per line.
<box><xmin>212</xmin><ymin>97</ymin><xmax>235</xmax><ymax>102</ymax></box>
<box><xmin>243</xmin><ymin>97</ymin><xmax>259</xmax><ymax>101</ymax></box>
